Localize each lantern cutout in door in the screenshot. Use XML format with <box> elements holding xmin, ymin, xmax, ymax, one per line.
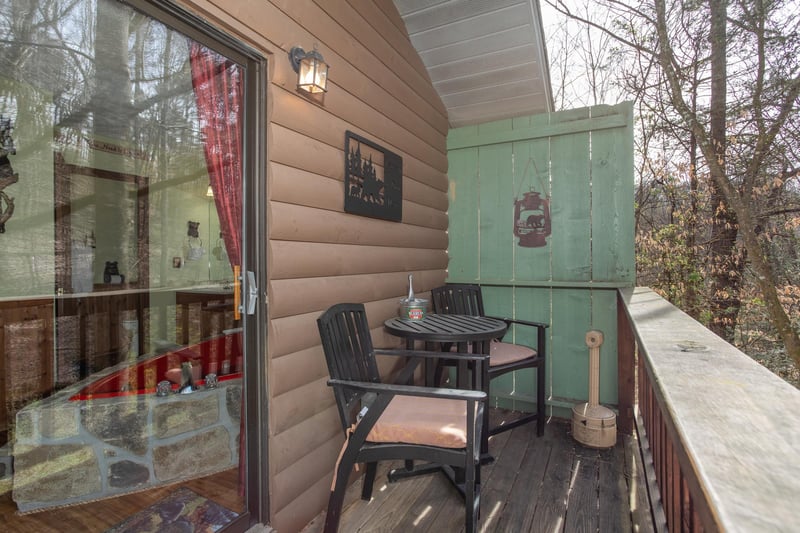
<box><xmin>572</xmin><ymin>330</ymin><xmax>617</xmax><ymax>448</ymax></box>
<box><xmin>514</xmin><ymin>190</ymin><xmax>551</xmax><ymax>248</ymax></box>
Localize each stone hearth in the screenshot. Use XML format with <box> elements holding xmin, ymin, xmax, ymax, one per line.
<box><xmin>11</xmin><ymin>375</ymin><xmax>241</xmax><ymax>512</ymax></box>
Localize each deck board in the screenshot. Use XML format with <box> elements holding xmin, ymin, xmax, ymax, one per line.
<box><xmin>563</xmin><ymin>453</ymin><xmax>599</xmax><ymax>533</ymax></box>
<box><xmin>302</xmin><ymin>413</ymin><xmax>646</xmax><ymax>533</ymax></box>
<box><xmin>492</xmin><ymin>424</ymin><xmax>549</xmax><ymax>532</ymax></box>
<box><xmin>599</xmin><ymin>442</ymin><xmax>632</xmax><ymax>533</ymax></box>
<box><xmin>394</xmin><ymin>466</ymin><xmax>453</xmax><ymax>531</ymax></box>
<box><xmin>528</xmin><ymin>425</ymin><xmax>573</xmax><ymax>532</ymax></box>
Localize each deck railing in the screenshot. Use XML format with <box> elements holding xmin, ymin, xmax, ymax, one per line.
<box><xmin>618</xmin><ymin>287</ymin><xmax>800</xmax><ymax>532</ymax></box>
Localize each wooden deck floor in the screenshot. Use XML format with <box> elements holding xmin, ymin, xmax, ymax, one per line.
<box><xmin>303</xmin><ymin>413</ymin><xmax>651</xmax><ymax>533</ymax></box>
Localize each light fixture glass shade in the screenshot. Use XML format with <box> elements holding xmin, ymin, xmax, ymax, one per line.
<box><xmin>206</xmin><ymin>184</ymin><xmax>214</xmax><ymax>197</ymax></box>
<box><xmin>297</xmin><ymin>50</ymin><xmax>328</xmax><ymax>93</ymax></box>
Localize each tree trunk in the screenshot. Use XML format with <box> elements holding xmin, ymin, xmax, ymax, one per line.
<box><xmin>93</xmin><ymin>1</ymin><xmax>133</xmax><ymax>280</ymax></box>
<box><xmin>707</xmin><ymin>186</ymin><xmax>743</xmax><ymax>341</ymax></box>
<box><xmin>705</xmin><ymin>0</ymin><xmax>744</xmax><ymax>342</ymax></box>
<box><xmin>654</xmin><ymin>0</ymin><xmax>800</xmax><ymax>366</ymax></box>
<box><xmin>685</xmin><ymin>62</ymin><xmax>700</xmax><ymax>320</ymax></box>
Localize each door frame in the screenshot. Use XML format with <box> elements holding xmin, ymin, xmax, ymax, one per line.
<box><xmin>127</xmin><ymin>0</ymin><xmax>269</xmax><ymax>528</ymax></box>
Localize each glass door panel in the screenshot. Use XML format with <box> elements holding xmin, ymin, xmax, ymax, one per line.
<box><xmin>0</xmin><ymin>0</ymin><xmax>249</xmax><ymax>527</ymax></box>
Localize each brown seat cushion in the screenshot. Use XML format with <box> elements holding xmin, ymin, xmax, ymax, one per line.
<box><xmin>366</xmin><ymin>395</ymin><xmax>469</xmax><ymax>448</ymax></box>
<box><xmin>446</xmin><ymin>339</ymin><xmax>536</xmax><ymax>367</ymax></box>
<box><xmin>489</xmin><ymin>341</ymin><xmax>536</xmax><ymax>366</ymax></box>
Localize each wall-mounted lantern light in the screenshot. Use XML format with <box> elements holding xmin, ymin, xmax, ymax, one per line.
<box><xmin>289</xmin><ymin>45</ymin><xmax>329</xmax><ymax>94</ymax></box>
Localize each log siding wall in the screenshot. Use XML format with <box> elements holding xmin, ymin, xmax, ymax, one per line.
<box><xmin>179</xmin><ymin>1</ymin><xmax>449</xmax><ymax>530</ymax></box>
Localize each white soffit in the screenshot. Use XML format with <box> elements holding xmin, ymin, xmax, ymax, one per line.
<box><xmin>394</xmin><ymin>0</ymin><xmax>553</xmax><ymax>128</ymax></box>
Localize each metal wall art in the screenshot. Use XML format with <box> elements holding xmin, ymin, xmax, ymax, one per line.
<box><xmin>514</xmin><ymin>190</ymin><xmax>551</xmax><ymax>247</ymax></box>
<box><xmin>514</xmin><ymin>158</ymin><xmax>552</xmax><ymax>248</ymax></box>
<box><xmin>0</xmin><ymin>115</ymin><xmax>18</xmax><ymax>233</ymax></box>
<box><xmin>344</xmin><ymin>131</ymin><xmax>402</xmax><ymax>222</ymax></box>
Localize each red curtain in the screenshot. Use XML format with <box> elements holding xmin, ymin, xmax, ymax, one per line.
<box><xmin>189</xmin><ymin>42</ymin><xmax>245</xmax><ymax>495</ymax></box>
<box><xmin>189</xmin><ymin>42</ymin><xmax>242</xmax><ymax>268</ymax></box>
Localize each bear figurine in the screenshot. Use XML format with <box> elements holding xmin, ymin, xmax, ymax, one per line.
<box><xmin>103</xmin><ymin>261</ymin><xmax>125</xmax><ymax>284</ymax></box>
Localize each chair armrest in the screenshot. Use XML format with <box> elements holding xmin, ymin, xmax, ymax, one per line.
<box><xmin>327</xmin><ymin>378</ymin><xmax>487</xmax><ymax>402</ymax></box>
<box><xmin>486</xmin><ymin>315</ymin><xmax>549</xmax><ymax>330</ymax></box>
<box><xmin>377</xmin><ymin>349</ymin><xmax>489</xmax><ymax>389</ymax></box>
<box><xmin>375</xmin><ymin>348</ymin><xmax>490</xmax><ymax>362</ymax></box>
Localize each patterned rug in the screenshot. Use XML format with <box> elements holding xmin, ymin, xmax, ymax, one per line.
<box><xmin>106</xmin><ymin>486</ymin><xmax>239</xmax><ymax>533</ymax></box>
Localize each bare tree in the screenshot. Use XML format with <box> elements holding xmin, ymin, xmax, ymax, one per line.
<box><xmin>543</xmin><ymin>0</ymin><xmax>621</xmax><ymax>108</ymax></box>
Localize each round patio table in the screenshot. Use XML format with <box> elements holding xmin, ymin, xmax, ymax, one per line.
<box><xmin>384</xmin><ymin>313</ymin><xmax>507</xmax><ymax>463</ymax></box>
<box><xmin>384</xmin><ymin>313</ymin><xmax>507</xmax><ymax>353</ymax></box>
<box><xmin>385</xmin><ymin>313</ymin><xmax>506</xmax><ymax>394</ymax></box>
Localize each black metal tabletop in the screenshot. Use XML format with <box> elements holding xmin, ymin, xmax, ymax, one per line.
<box><xmin>384</xmin><ymin>314</ymin><xmax>507</xmax><ymax>345</ymax></box>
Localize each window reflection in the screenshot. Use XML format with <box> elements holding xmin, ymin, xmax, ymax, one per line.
<box><xmin>0</xmin><ymin>0</ymin><xmax>244</xmax><ymax>517</ymax></box>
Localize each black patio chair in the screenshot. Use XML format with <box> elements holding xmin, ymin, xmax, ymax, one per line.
<box><xmin>431</xmin><ymin>284</ymin><xmax>548</xmax><ymax>437</ymax></box>
<box><xmin>317</xmin><ymin>303</ymin><xmax>488</xmax><ymax>533</ymax></box>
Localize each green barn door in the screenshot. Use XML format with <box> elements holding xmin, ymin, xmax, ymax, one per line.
<box><xmin>446</xmin><ymin>102</ymin><xmax>634</xmax><ymax>416</ymax></box>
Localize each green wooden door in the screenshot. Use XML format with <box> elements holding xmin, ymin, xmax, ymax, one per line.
<box><xmin>446</xmin><ymin>102</ymin><xmax>634</xmax><ymax>415</ymax></box>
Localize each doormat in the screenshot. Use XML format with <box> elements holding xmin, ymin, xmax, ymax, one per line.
<box><xmin>105</xmin><ymin>486</ymin><xmax>238</xmax><ymax>533</ymax></box>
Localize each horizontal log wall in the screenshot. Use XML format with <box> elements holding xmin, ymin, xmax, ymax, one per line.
<box><xmin>182</xmin><ymin>1</ymin><xmax>449</xmax><ymax>530</ymax></box>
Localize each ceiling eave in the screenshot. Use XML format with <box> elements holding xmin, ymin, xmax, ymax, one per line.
<box><xmin>394</xmin><ymin>0</ymin><xmax>554</xmax><ymax>129</ymax></box>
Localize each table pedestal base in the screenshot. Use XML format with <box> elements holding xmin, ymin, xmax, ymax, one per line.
<box><xmin>387</xmin><ymin>462</ymin><xmax>476</xmax><ymax>500</ymax></box>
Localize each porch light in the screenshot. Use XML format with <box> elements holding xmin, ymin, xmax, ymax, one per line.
<box><xmin>289</xmin><ymin>45</ymin><xmax>328</xmax><ymax>94</ymax></box>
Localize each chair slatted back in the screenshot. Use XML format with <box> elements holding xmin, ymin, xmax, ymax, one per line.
<box><xmin>431</xmin><ymin>284</ymin><xmax>485</xmax><ymax>317</ymax></box>
<box><xmin>317</xmin><ymin>303</ymin><xmax>381</xmax><ymax>431</ymax></box>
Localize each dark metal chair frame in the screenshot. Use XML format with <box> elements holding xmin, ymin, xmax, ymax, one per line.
<box><xmin>430</xmin><ymin>283</ymin><xmax>548</xmax><ymax>437</ymax></box>
<box><xmin>317</xmin><ymin>302</ymin><xmax>489</xmax><ymax>533</ymax></box>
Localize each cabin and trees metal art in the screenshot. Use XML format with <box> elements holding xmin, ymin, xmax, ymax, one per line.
<box><xmin>344</xmin><ymin>131</ymin><xmax>402</xmax><ymax>222</ymax></box>
<box><xmin>0</xmin><ymin>115</ymin><xmax>17</xmax><ymax>233</ymax></box>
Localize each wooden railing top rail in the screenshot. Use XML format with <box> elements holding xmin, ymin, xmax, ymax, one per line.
<box><xmin>619</xmin><ymin>287</ymin><xmax>800</xmax><ymax>532</ymax></box>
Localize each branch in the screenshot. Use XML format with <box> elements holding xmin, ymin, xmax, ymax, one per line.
<box><xmin>758</xmin><ymin>206</ymin><xmax>800</xmax><ymax>218</ymax></box>
<box><xmin>545</xmin><ymin>0</ymin><xmax>659</xmax><ymax>57</ymax></box>
<box><xmin>744</xmin><ymin>74</ymin><xmax>800</xmax><ymax>191</ymax></box>
<box><xmin>0</xmin><ymin>38</ymin><xmax>94</xmax><ymax>62</ymax></box>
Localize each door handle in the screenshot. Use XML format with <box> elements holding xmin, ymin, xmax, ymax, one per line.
<box><xmin>233</xmin><ymin>265</ymin><xmax>241</xmax><ymax>320</ymax></box>
<box><xmin>246</xmin><ymin>270</ymin><xmax>258</xmax><ymax>315</ymax></box>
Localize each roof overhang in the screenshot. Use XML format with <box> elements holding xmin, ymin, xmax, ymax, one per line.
<box><xmin>394</xmin><ymin>0</ymin><xmax>553</xmax><ymax>128</ymax></box>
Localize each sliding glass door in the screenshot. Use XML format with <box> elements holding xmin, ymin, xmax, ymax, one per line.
<box><xmin>0</xmin><ymin>0</ymin><xmax>265</xmax><ymax>529</ymax></box>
